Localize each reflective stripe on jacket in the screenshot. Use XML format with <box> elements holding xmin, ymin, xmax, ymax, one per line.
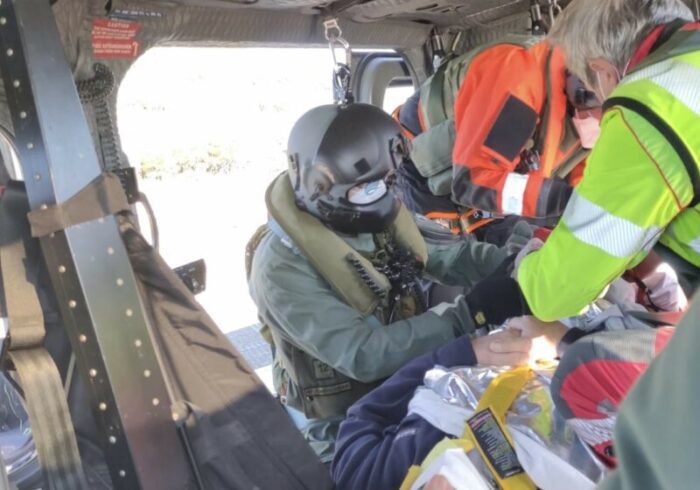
<box><xmin>518</xmin><ymin>23</ymin><xmax>700</xmax><ymax>321</ymax></box>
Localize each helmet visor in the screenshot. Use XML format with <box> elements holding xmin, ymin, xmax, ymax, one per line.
<box><xmin>347</xmin><ymin>179</ymin><xmax>388</xmax><ymax>205</ymax></box>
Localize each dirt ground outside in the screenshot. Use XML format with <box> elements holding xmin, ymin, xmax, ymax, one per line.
<box><xmin>118</xmin><ymin>46</ymin><xmax>412</xmax><ymax>335</ymax></box>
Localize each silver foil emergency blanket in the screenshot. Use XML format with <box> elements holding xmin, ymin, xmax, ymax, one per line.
<box><xmin>422</xmin><ymin>366</ymin><xmax>608</xmax><ymax>486</ymax></box>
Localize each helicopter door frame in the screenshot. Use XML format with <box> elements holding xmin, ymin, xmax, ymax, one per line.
<box><xmin>352</xmin><ymin>52</ymin><xmax>414</xmax><ymax>109</ymax></box>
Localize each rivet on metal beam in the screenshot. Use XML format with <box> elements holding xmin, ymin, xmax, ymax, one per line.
<box><xmin>119</xmin><ymin>470</ymin><xmax>126</xmax><ymax>478</ymax></box>
<box><xmin>5</xmin><ymin>48</ymin><xmax>12</xmax><ymax>56</ymax></box>
<box><xmin>109</xmin><ymin>436</ymin><xmax>117</xmax><ymax>445</ymax></box>
<box><xmin>143</xmin><ymin>369</ymin><xmax>151</xmax><ymax>378</ymax></box>
<box><xmin>152</xmin><ymin>398</ymin><xmax>160</xmax><ymax>407</ymax></box>
<box><xmin>0</xmin><ymin>18</ymin><xmax>7</xmax><ymax>26</ymax></box>
<box><xmin>19</xmin><ymin>111</ymin><xmax>26</xmax><ymax>119</ymax></box>
<box><xmin>58</xmin><ymin>265</ymin><xmax>66</xmax><ymax>273</ymax></box>
<box><xmin>89</xmin><ymin>369</ymin><xmax>97</xmax><ymax>378</ymax></box>
<box><xmin>40</xmin><ymin>204</ymin><xmax>47</xmax><ymax>210</ymax></box>
<box><xmin>107</xmin><ymin>247</ymin><xmax>114</xmax><ymax>255</ymax></box>
<box><xmin>79</xmin><ymin>334</ymin><xmax>87</xmax><ymax>343</ymax></box>
<box><xmin>99</xmin><ymin>402</ymin><xmax>107</xmax><ymax>411</ymax></box>
<box><xmin>68</xmin><ymin>300</ymin><xmax>77</xmax><ymax>309</ymax></box>
<box><xmin>33</xmin><ymin>173</ymin><xmax>40</xmax><ymax>181</ymax></box>
<box><xmin>12</xmin><ymin>80</ymin><xmax>19</xmax><ymax>88</ymax></box>
<box><xmin>134</xmin><ymin>339</ymin><xmax>142</xmax><ymax>348</ymax></box>
<box><xmin>116</xmin><ymin>278</ymin><xmax>124</xmax><ymax>286</ymax></box>
<box><xmin>125</xmin><ymin>308</ymin><xmax>133</xmax><ymax>317</ymax></box>
<box><xmin>26</xmin><ymin>142</ymin><xmax>34</xmax><ymax>149</ymax></box>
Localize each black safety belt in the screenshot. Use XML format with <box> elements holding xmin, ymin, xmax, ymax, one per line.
<box><xmin>0</xmin><ymin>184</ymin><xmax>88</xmax><ymax>490</ymax></box>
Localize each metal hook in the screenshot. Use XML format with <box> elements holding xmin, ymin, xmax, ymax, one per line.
<box><xmin>545</xmin><ymin>0</ymin><xmax>562</xmax><ymax>28</ymax></box>
<box><xmin>549</xmin><ymin>0</ymin><xmax>561</xmax><ymax>25</ymax></box>
<box><xmin>530</xmin><ymin>0</ymin><xmax>546</xmax><ymax>35</ymax></box>
<box><xmin>324</xmin><ymin>18</ymin><xmax>352</xmax><ymax>70</ymax></box>
<box><xmin>324</xmin><ymin>17</ymin><xmax>354</xmax><ymax>104</ymax></box>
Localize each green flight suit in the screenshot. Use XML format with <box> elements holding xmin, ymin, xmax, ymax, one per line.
<box><xmin>248</xmin><ymin>208</ymin><xmax>507</xmax><ymax>461</ymax></box>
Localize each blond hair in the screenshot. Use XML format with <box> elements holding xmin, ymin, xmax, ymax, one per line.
<box><xmin>549</xmin><ymin>0</ymin><xmax>694</xmax><ymax>87</ymax></box>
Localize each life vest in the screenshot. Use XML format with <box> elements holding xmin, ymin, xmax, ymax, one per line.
<box><xmin>246</xmin><ymin>173</ymin><xmax>428</xmax><ymax>419</ymax></box>
<box><xmin>398</xmin><ymin>36</ymin><xmax>587</xmax><ymax>233</ymax></box>
<box><xmin>410</xmin><ymin>36</ymin><xmax>543</xmax><ymax>197</ymax></box>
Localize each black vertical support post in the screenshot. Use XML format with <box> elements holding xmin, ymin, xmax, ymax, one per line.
<box><xmin>0</xmin><ymin>1</ymin><xmax>196</xmax><ymax>488</ymax></box>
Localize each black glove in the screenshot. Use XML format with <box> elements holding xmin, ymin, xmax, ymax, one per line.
<box><xmin>490</xmin><ymin>253</ymin><xmax>516</xmax><ymax>278</ymax></box>
<box><xmin>465</xmin><ymin>275</ymin><xmax>531</xmax><ymax>328</ymax></box>
<box><xmin>503</xmin><ymin>220</ymin><xmax>535</xmax><ymax>256</ymax></box>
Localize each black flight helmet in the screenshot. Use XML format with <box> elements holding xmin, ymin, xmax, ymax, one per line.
<box><xmin>287</xmin><ymin>103</ymin><xmax>408</xmax><ymax>234</ymax></box>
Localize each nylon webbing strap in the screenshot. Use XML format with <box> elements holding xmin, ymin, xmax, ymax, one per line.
<box><xmin>553</xmin><ymin>146</ymin><xmax>589</xmax><ymax>179</ymax></box>
<box><xmin>0</xmin><ymin>239</ymin><xmax>44</xmax><ymax>349</ymax></box>
<box><xmin>0</xmin><ymin>186</ymin><xmax>88</xmax><ymax>490</ymax></box>
<box><xmin>9</xmin><ymin>349</ymin><xmax>88</xmax><ymax>490</ymax></box>
<box><xmin>27</xmin><ymin>172</ymin><xmax>130</xmax><ymax>238</ymax></box>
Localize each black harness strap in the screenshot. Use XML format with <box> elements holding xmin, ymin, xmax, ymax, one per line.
<box><xmin>604</xmin><ymin>96</ymin><xmax>700</xmax><ymax>208</ymax></box>
<box><xmin>0</xmin><ymin>186</ymin><xmax>88</xmax><ymax>490</ymax></box>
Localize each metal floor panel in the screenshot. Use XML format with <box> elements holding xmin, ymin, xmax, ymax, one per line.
<box><xmin>226</xmin><ymin>324</ymin><xmax>273</xmax><ymax>370</ymax></box>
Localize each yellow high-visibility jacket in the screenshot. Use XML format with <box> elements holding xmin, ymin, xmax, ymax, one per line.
<box><xmin>518</xmin><ymin>23</ymin><xmax>700</xmax><ymax>320</ymax></box>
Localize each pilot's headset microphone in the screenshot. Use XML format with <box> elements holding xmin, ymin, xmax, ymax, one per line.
<box><xmin>287</xmin><ymin>103</ymin><xmax>411</xmax><ymax>234</ymax></box>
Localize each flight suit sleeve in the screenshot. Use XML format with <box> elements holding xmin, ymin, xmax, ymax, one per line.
<box><xmin>424</xmin><ymin>238</ymin><xmax>508</xmax><ymax>287</ymax></box>
<box><xmin>254</xmin><ymin>247</ymin><xmax>476</xmax><ymax>384</ymax></box>
<box><xmin>517</xmin><ymin>108</ymin><xmax>691</xmax><ymax>321</ymax></box>
<box><xmin>450</xmin><ymin>53</ymin><xmax>571</xmax><ymax>219</ymax></box>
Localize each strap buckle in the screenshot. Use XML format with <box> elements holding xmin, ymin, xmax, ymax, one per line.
<box><xmin>460</xmin><ymin>209</ymin><xmax>497</xmax><ymax>235</ymax></box>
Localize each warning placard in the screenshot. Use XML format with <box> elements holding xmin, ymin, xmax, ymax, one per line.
<box><xmin>92</xmin><ymin>19</ymin><xmax>140</xmax><ymax>59</ymax></box>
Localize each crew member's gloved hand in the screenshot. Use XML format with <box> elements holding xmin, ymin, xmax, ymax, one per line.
<box><xmin>513</xmin><ymin>237</ymin><xmax>544</xmax><ymax>278</ymax></box>
<box><xmin>503</xmin><ymin>220</ymin><xmax>535</xmax><ymax>256</ymax></box>
<box><xmin>465</xmin><ymin>274</ymin><xmax>531</xmax><ymax>329</ymax></box>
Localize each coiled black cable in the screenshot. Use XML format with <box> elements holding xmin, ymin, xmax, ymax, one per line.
<box><xmin>346</xmin><ymin>255</ymin><xmax>387</xmax><ymax>298</ymax></box>
<box><xmin>76</xmin><ymin>63</ymin><xmax>123</xmax><ymax>171</ymax></box>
